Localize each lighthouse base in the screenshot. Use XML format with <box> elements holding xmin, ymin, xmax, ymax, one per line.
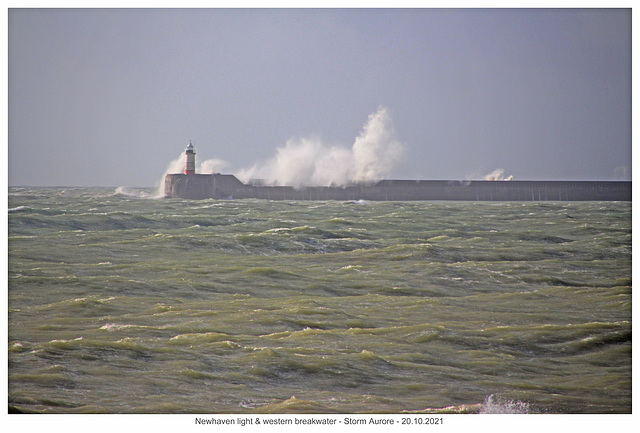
<box><xmin>164</xmin><ymin>174</ymin><xmax>246</xmax><ymax>200</ymax></box>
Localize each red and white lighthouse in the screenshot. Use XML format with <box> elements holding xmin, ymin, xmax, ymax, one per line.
<box><xmin>185</xmin><ymin>141</ymin><xmax>196</xmax><ymax>175</ymax></box>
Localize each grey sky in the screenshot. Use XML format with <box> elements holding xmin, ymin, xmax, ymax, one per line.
<box><xmin>8</xmin><ymin>8</ymin><xmax>631</xmax><ymax>187</ymax></box>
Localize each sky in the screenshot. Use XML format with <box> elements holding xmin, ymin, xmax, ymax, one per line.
<box><xmin>8</xmin><ymin>8</ymin><xmax>632</xmax><ymax>187</ymax></box>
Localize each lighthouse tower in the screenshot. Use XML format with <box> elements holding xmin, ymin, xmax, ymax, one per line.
<box><xmin>185</xmin><ymin>141</ymin><xmax>196</xmax><ymax>175</ymax></box>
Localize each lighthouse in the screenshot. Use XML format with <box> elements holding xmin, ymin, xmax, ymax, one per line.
<box><xmin>185</xmin><ymin>141</ymin><xmax>196</xmax><ymax>174</ymax></box>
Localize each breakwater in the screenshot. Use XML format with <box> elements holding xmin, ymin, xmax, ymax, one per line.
<box><xmin>164</xmin><ymin>174</ymin><xmax>631</xmax><ymax>201</ymax></box>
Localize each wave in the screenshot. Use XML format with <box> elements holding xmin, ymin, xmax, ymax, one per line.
<box><xmin>8</xmin><ymin>205</ymin><xmax>29</xmax><ymax>213</ymax></box>
<box><xmin>248</xmin><ymin>394</ymin><xmax>531</xmax><ymax>414</ymax></box>
<box><xmin>9</xmin><ymin>197</ymin><xmax>631</xmax><ymax>414</ymax></box>
<box><xmin>113</xmin><ymin>186</ymin><xmax>159</xmax><ymax>199</ymax></box>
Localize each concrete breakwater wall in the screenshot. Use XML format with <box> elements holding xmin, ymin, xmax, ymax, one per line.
<box><xmin>164</xmin><ymin>174</ymin><xmax>631</xmax><ymax>201</ymax></box>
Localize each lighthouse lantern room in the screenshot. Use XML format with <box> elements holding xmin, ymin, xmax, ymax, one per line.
<box><xmin>185</xmin><ymin>141</ymin><xmax>196</xmax><ymax>175</ymax></box>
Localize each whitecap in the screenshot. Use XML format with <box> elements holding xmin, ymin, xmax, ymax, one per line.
<box><xmin>8</xmin><ymin>205</ymin><xmax>28</xmax><ymax>213</ymax></box>
<box><xmin>479</xmin><ymin>394</ymin><xmax>530</xmax><ymax>414</ymax></box>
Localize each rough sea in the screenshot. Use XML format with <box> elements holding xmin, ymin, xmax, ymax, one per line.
<box><xmin>7</xmin><ymin>187</ymin><xmax>632</xmax><ymax>414</ymax></box>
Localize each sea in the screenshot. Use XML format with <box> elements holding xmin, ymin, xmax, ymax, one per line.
<box><xmin>7</xmin><ymin>186</ymin><xmax>632</xmax><ymax>415</ymax></box>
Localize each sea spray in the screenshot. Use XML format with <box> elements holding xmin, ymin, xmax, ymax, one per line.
<box><xmin>483</xmin><ymin>168</ymin><xmax>514</xmax><ymax>181</ymax></box>
<box><xmin>199</xmin><ymin>158</ymin><xmax>230</xmax><ymax>175</ymax></box>
<box><xmin>236</xmin><ymin>106</ymin><xmax>405</xmax><ymax>187</ymax></box>
<box><xmin>113</xmin><ymin>186</ymin><xmax>154</xmax><ymax>199</ymax></box>
<box><xmin>352</xmin><ymin>106</ymin><xmax>404</xmax><ymax>183</ymax></box>
<box><xmin>165</xmin><ymin>152</ymin><xmax>187</xmax><ymax>176</ymax></box>
<box><xmin>237</xmin><ymin>137</ymin><xmax>353</xmax><ymax>188</ymax></box>
<box><xmin>153</xmin><ymin>152</ymin><xmax>186</xmax><ymax>197</ymax></box>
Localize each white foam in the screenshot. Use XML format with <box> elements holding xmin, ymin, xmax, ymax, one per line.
<box><xmin>479</xmin><ymin>394</ymin><xmax>530</xmax><ymax>414</ymax></box>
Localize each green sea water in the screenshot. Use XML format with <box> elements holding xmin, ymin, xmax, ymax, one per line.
<box><xmin>7</xmin><ymin>187</ymin><xmax>632</xmax><ymax>413</ymax></box>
